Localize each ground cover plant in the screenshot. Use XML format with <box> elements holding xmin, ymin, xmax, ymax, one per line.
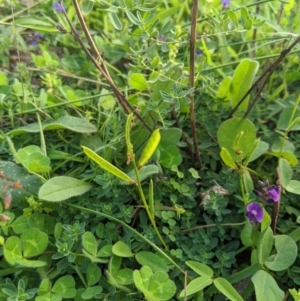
<box><xmin>0</xmin><ymin>0</ymin><xmax>300</xmax><ymax>300</ymax></box>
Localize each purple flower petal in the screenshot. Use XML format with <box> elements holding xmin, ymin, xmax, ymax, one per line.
<box><xmin>266</xmin><ymin>185</ymin><xmax>280</xmax><ymax>202</ymax></box>
<box><xmin>246</xmin><ymin>202</ymin><xmax>263</xmax><ymax>223</ymax></box>
<box><xmin>53</xmin><ymin>3</ymin><xmax>65</xmax><ymax>13</ymax></box>
<box><xmin>33</xmin><ymin>32</ymin><xmax>42</xmax><ymax>40</ymax></box>
<box><xmin>222</xmin><ymin>0</ymin><xmax>230</xmax><ymax>8</ymax></box>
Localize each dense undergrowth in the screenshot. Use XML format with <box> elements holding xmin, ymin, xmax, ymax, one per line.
<box><xmin>0</xmin><ymin>0</ymin><xmax>300</xmax><ymax>300</ymax></box>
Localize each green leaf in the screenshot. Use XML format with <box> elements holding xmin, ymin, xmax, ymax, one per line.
<box><xmin>159</xmin><ymin>145</ymin><xmax>182</xmax><ymax>168</ymax></box>
<box><xmin>136</xmin><ymin>251</ymin><xmax>168</xmax><ymax>272</ymax></box>
<box><xmin>251</xmin><ymin>270</ymin><xmax>284</xmax><ymax>301</ymax></box>
<box><xmin>257</xmin><ymin>227</ymin><xmax>273</xmax><ymax>265</ymax></box>
<box><xmin>115</xmin><ymin>268</ymin><xmax>134</xmax><ymax>285</ymax></box>
<box><xmin>185</xmin><ymin>261</ymin><xmax>214</xmax><ymax>277</ymax></box>
<box><xmin>286</xmin><ymin>180</ymin><xmax>300</xmax><ymax>195</ymax></box>
<box><xmin>39</xmin><ymin>176</ymin><xmax>92</xmax><ymax>202</ymax></box>
<box><xmin>82</xmin><ymin>146</ymin><xmax>136</xmax><ymax>184</ymax></box>
<box><xmin>220</xmin><ymin>147</ymin><xmax>237</xmax><ymax>169</ymax></box>
<box><xmin>277</xmin><ymin>107</ymin><xmax>300</xmax><ymax>131</ymax></box>
<box><xmin>241</xmin><ymin>221</ymin><xmax>253</xmax><ymax>247</ymax></box>
<box><xmin>9</xmin><ymin>116</ymin><xmax>97</xmax><ymax>135</ymax></box>
<box><xmin>82</xmin><ymin>232</ymin><xmax>98</xmax><ymax>257</ymax></box>
<box><xmin>3</xmin><ymin>236</ymin><xmax>22</xmax><ymax>265</ymax></box>
<box><xmin>133</xmin><ymin>266</ymin><xmax>176</xmax><ymax>301</ymax></box>
<box><xmin>52</xmin><ymin>275</ymin><xmax>76</xmax><ymax>299</ymax></box>
<box><xmin>17</xmin><ymin>145</ymin><xmax>51</xmax><ymax>173</ymax></box>
<box><xmin>112</xmin><ymin>241</ymin><xmax>133</xmax><ymax>257</ymax></box>
<box><xmin>249</xmin><ymin>140</ymin><xmax>269</xmax><ymax>162</ymax></box>
<box><xmin>81</xmin><ymin>0</ymin><xmax>94</xmax><ymax>15</ymax></box>
<box><xmin>217</xmin><ymin>118</ymin><xmax>256</xmax><ymax>162</ymax></box>
<box><xmin>15</xmin><ymin>258</ymin><xmax>47</xmax><ymax>268</ymax></box>
<box><xmin>0</xmin><ymin>160</ymin><xmax>43</xmax><ymax>203</ymax></box>
<box><xmin>261</xmin><ymin>208</ymin><xmax>271</xmax><ymax>232</ymax></box>
<box><xmin>243</xmin><ymin>169</ymin><xmax>253</xmax><ymax>194</ymax></box>
<box><xmin>129</xmin><ymin>73</ymin><xmax>148</xmax><ymax>91</ymax></box>
<box><xmin>271</xmin><ymin>151</ymin><xmax>298</xmax><ymax>166</ymax></box>
<box><xmin>21</xmin><ymin>228</ymin><xmax>48</xmax><ymax>257</ymax></box>
<box><xmin>265</xmin><ymin>235</ymin><xmax>297</xmax><ymax>271</ymax></box>
<box><xmin>81</xmin><ymin>286</ymin><xmax>102</xmax><ymax>300</ymax></box>
<box><xmin>121</xmin><ymin>165</ymin><xmax>159</xmax><ymax>185</ymax></box>
<box><xmin>86</xmin><ymin>263</ymin><xmax>101</xmax><ymax>286</ymax></box>
<box><xmin>213</xmin><ymin>277</ymin><xmax>243</xmax><ymax>301</ymax></box>
<box><xmin>279</xmin><ymin>158</ymin><xmax>293</xmax><ymax>188</ymax></box>
<box><xmin>160</xmin><ymin>128</ymin><xmax>182</xmax><ymax>147</ymax></box>
<box><xmin>230</xmin><ymin>59</ymin><xmax>259</xmax><ymax>112</ymax></box>
<box><xmin>108</xmin><ymin>12</ymin><xmax>122</xmax><ymax>30</ymax></box>
<box><xmin>125</xmin><ymin>10</ymin><xmax>142</xmax><ymax>25</ymax></box>
<box><xmin>179</xmin><ymin>276</ymin><xmax>212</xmax><ymax>298</ymax></box>
<box><xmin>11</xmin><ymin>216</ymin><xmax>30</xmax><ymax>234</ymax></box>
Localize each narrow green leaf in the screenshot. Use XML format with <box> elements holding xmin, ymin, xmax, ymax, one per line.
<box><xmin>186</xmin><ymin>261</ymin><xmax>214</xmax><ymax>277</ymax></box>
<box><xmin>220</xmin><ymin>147</ymin><xmax>237</xmax><ymax>169</ymax></box>
<box><xmin>257</xmin><ymin>227</ymin><xmax>273</xmax><ymax>265</ymax></box>
<box><xmin>279</xmin><ymin>158</ymin><xmax>293</xmax><ymax>188</ymax></box>
<box><xmin>230</xmin><ymin>59</ymin><xmax>259</xmax><ymax>112</ymax></box>
<box><xmin>213</xmin><ymin>277</ymin><xmax>243</xmax><ymax>301</ymax></box>
<box><xmin>125</xmin><ymin>113</ymin><xmax>134</xmax><ymax>164</ymax></box>
<box><xmin>82</xmin><ymin>146</ymin><xmax>136</xmax><ymax>184</ymax></box>
<box><xmin>125</xmin><ymin>10</ymin><xmax>142</xmax><ymax>25</ymax></box>
<box><xmin>108</xmin><ymin>12</ymin><xmax>122</xmax><ymax>30</ymax></box>
<box><xmin>179</xmin><ymin>276</ymin><xmax>212</xmax><ymax>298</ymax></box>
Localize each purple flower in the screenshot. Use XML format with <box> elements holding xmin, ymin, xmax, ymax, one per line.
<box><xmin>265</xmin><ymin>185</ymin><xmax>280</xmax><ymax>203</ymax></box>
<box><xmin>195</xmin><ymin>49</ymin><xmax>203</xmax><ymax>56</ymax></box>
<box><xmin>222</xmin><ymin>0</ymin><xmax>230</xmax><ymax>8</ymax></box>
<box><xmin>253</xmin><ymin>180</ymin><xmax>280</xmax><ymax>203</ymax></box>
<box><xmin>33</xmin><ymin>32</ymin><xmax>42</xmax><ymax>41</ymax></box>
<box><xmin>53</xmin><ymin>3</ymin><xmax>65</xmax><ymax>13</ymax></box>
<box><xmin>246</xmin><ymin>202</ymin><xmax>263</xmax><ymax>223</ymax></box>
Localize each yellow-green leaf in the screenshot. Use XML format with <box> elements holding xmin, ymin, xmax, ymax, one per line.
<box><xmin>82</xmin><ymin>146</ymin><xmax>136</xmax><ymax>184</ymax></box>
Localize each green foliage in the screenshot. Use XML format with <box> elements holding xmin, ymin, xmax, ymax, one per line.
<box><xmin>0</xmin><ymin>0</ymin><xmax>300</xmax><ymax>300</ymax></box>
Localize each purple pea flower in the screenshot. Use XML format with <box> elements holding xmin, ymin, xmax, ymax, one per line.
<box><xmin>33</xmin><ymin>32</ymin><xmax>42</xmax><ymax>41</ymax></box>
<box><xmin>222</xmin><ymin>0</ymin><xmax>230</xmax><ymax>8</ymax></box>
<box><xmin>53</xmin><ymin>2</ymin><xmax>66</xmax><ymax>13</ymax></box>
<box><xmin>253</xmin><ymin>180</ymin><xmax>280</xmax><ymax>203</ymax></box>
<box><xmin>246</xmin><ymin>202</ymin><xmax>263</xmax><ymax>223</ymax></box>
<box><xmin>265</xmin><ymin>185</ymin><xmax>280</xmax><ymax>203</ymax></box>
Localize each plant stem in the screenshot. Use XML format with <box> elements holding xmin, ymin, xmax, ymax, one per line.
<box><xmin>181</xmin><ymin>222</ymin><xmax>245</xmax><ymax>233</ymax></box>
<box><xmin>189</xmin><ymin>0</ymin><xmax>202</xmax><ymax>167</ymax></box>
<box><xmin>132</xmin><ymin>161</ymin><xmax>168</xmax><ymax>250</ymax></box>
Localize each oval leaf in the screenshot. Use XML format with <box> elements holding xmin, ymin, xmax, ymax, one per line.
<box><xmin>38</xmin><ymin>176</ymin><xmax>92</xmax><ymax>202</ymax></box>
<box><xmin>129</xmin><ymin>73</ymin><xmax>148</xmax><ymax>91</ymax></box>
<box><xmin>112</xmin><ymin>241</ymin><xmax>133</xmax><ymax>257</ymax></box>
<box><xmin>179</xmin><ymin>275</ymin><xmax>212</xmax><ymax>298</ymax></box>
<box><xmin>108</xmin><ymin>12</ymin><xmax>122</xmax><ymax>30</ymax></box>
<box><xmin>220</xmin><ymin>147</ymin><xmax>237</xmax><ymax>169</ymax></box>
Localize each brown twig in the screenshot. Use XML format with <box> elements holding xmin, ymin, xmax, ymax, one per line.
<box><xmin>271</xmin><ymin>168</ymin><xmax>281</xmax><ymax>234</ymax></box>
<box><xmin>58</xmin><ymin>0</ymin><xmax>152</xmax><ymax>132</ymax></box>
<box><xmin>228</xmin><ymin>35</ymin><xmax>300</xmax><ymax>119</ymax></box>
<box><xmin>189</xmin><ymin>0</ymin><xmax>202</xmax><ymax>167</ymax></box>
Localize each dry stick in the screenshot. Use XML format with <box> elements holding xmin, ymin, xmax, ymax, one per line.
<box><xmin>59</xmin><ymin>0</ymin><xmax>152</xmax><ymax>132</ymax></box>
<box><xmin>189</xmin><ymin>0</ymin><xmax>202</xmax><ymax>167</ymax></box>
<box><xmin>228</xmin><ymin>35</ymin><xmax>300</xmax><ymax>119</ymax></box>
<box><xmin>271</xmin><ymin>167</ymin><xmax>281</xmax><ymax>234</ymax></box>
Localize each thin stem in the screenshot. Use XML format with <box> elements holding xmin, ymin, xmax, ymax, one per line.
<box><xmin>132</xmin><ymin>160</ymin><xmax>168</xmax><ymax>250</ymax></box>
<box><xmin>189</xmin><ymin>0</ymin><xmax>202</xmax><ymax>167</ymax></box>
<box><xmin>181</xmin><ymin>222</ymin><xmax>245</xmax><ymax>233</ymax></box>
<box><xmin>250</xmin><ymin>0</ymin><xmax>260</xmax><ymax>58</ymax></box>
